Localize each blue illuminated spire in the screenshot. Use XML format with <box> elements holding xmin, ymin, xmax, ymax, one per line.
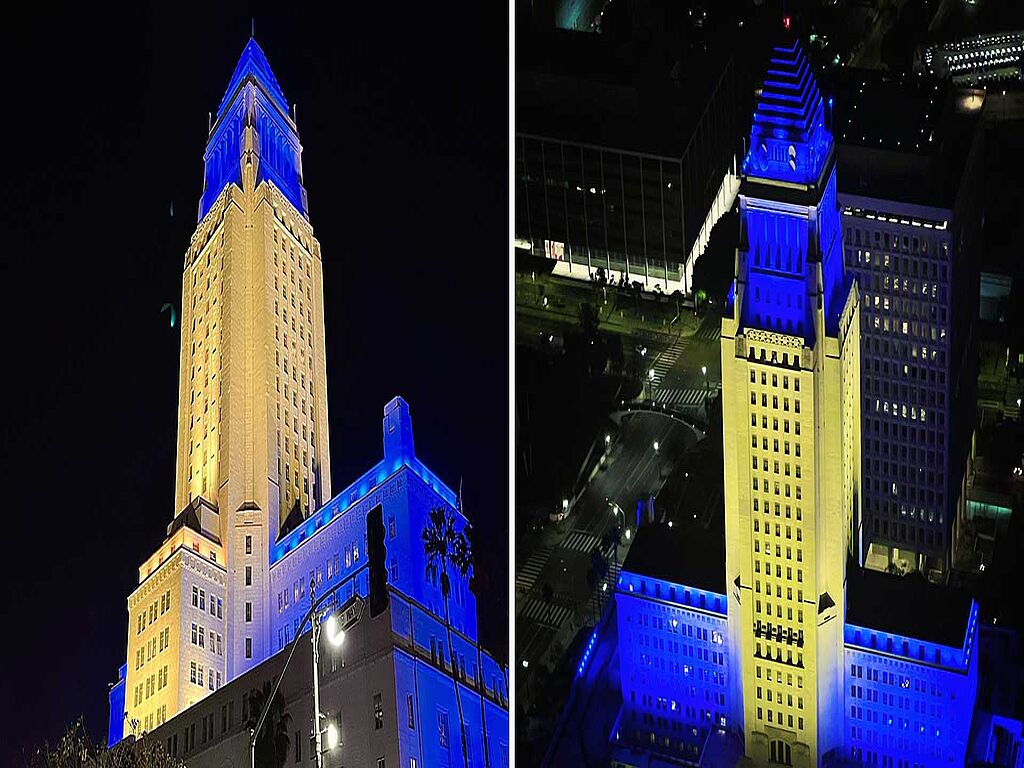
<box><xmin>728</xmin><ymin>38</ymin><xmax>850</xmax><ymax>344</ymax></box>
<box><xmin>198</xmin><ymin>37</ymin><xmax>307</xmax><ymax>221</ymax></box>
<box><xmin>742</xmin><ymin>40</ymin><xmax>832</xmax><ymax>186</ymax></box>
<box><xmin>217</xmin><ymin>37</ymin><xmax>288</xmax><ymax>118</ymax></box>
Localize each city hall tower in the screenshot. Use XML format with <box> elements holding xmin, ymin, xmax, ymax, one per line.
<box><xmin>122</xmin><ymin>38</ymin><xmax>332</xmax><ymax>734</ymax></box>
<box><xmin>720</xmin><ymin>40</ymin><xmax>860</xmax><ymax>767</ymax></box>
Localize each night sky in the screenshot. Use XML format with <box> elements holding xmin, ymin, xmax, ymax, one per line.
<box><xmin>0</xmin><ymin>3</ymin><xmax>506</xmax><ymax>761</ymax></box>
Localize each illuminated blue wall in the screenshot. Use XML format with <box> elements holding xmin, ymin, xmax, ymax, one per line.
<box><xmin>107</xmin><ymin>663</ymin><xmax>127</xmax><ymax>747</ymax></box>
<box><xmin>614</xmin><ymin>565</ymin><xmax>981</xmax><ymax>766</ymax></box>
<box><xmin>614</xmin><ymin>571</ymin><xmax>731</xmax><ymax>763</ymax></box>
<box><xmin>391</xmin><ymin>593</ymin><xmax>509</xmax><ymax>768</ymax></box>
<box><xmin>842</xmin><ymin>602</ymin><xmax>980</xmax><ymax>765</ymax></box>
<box><xmin>269</xmin><ymin>397</ymin><xmax>477</xmax><ymax>654</ymax></box>
<box><xmin>199</xmin><ymin>38</ymin><xmax>307</xmax><ymax>220</ymax></box>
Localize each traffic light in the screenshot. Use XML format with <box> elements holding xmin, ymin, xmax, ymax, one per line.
<box><xmin>366</xmin><ymin>504</ymin><xmax>389</xmax><ymax>618</ymax></box>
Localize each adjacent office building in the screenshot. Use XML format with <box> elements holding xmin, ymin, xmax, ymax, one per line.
<box><xmin>611</xmin><ymin>40</ymin><xmax>988</xmax><ymax>768</ymax></box>
<box><xmin>108</xmin><ymin>38</ymin><xmax>508</xmax><ymax>766</ymax></box>
<box><xmin>919</xmin><ymin>32</ymin><xmax>1024</xmax><ymax>87</ymax></box>
<box><xmin>832</xmin><ymin>70</ymin><xmax>985</xmax><ymax>575</ymax></box>
<box><xmin>515</xmin><ymin>24</ymin><xmax>743</xmax><ymax>293</ymax></box>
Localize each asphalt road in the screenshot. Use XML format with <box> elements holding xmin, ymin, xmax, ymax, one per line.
<box><xmin>515</xmin><ymin>411</ymin><xmax>701</xmax><ymax>673</ymax></box>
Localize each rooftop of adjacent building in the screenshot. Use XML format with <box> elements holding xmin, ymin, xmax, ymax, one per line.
<box><xmin>515</xmin><ymin>2</ymin><xmax>770</xmax><ymax>157</ymax></box>
<box><xmin>272</xmin><ymin>396</ymin><xmax>458</xmax><ymax>564</ymax></box>
<box><xmin>621</xmin><ymin>518</ymin><xmax>725</xmax><ymax>596</ymax></box>
<box><xmin>827</xmin><ymin>67</ymin><xmax>985</xmax><ymax>207</ymax></box>
<box><xmin>846</xmin><ymin>559</ymin><xmax>975</xmax><ymax>650</ymax></box>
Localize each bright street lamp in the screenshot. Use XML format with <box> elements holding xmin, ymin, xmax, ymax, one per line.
<box><xmin>250</xmin><ymin>581</ymin><xmax>363</xmax><ymax>768</ymax></box>
<box><xmin>326</xmin><ymin>722</ymin><xmax>340</xmax><ymax>751</ymax></box>
<box><xmin>653</xmin><ymin>440</ymin><xmax>660</xmax><ymax>452</ymax></box>
<box><xmin>325</xmin><ymin>615</ymin><xmax>346</xmax><ymax>647</ymax></box>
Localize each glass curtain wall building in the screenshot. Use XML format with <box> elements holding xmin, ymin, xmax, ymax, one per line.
<box><xmin>515</xmin><ymin>28</ymin><xmax>742</xmax><ymax>293</ymax></box>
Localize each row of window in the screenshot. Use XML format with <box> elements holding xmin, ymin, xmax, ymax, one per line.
<box><xmin>133</xmin><ymin>665</ymin><xmax>169</xmax><ymax>707</ymax></box>
<box><xmin>750</xmin><ymin>413</ymin><xmax>802</xmax><ymax>436</ymax></box>
<box><xmin>755</xmin><ymin>706</ymin><xmax>804</xmax><ymax>731</ymax></box>
<box><xmin>191</xmin><ymin>586</ymin><xmax>224</xmax><ymax>619</ymax></box>
<box><xmin>140</xmin><ymin>704</ymin><xmax>167</xmax><ymax>734</ymax></box>
<box><xmin>277</xmin><ymin>537</ymin><xmax>375</xmax><ymax>613</ymax></box>
<box><xmin>137</xmin><ymin>590</ymin><xmax>172</xmax><ymax>635</ymax></box>
<box><xmin>849</xmin><ymin>242</ymin><xmax>950</xmax><ymax>274</ymax></box>
<box><xmin>751</xmin><ymin>476</ymin><xmax>803</xmax><ymax>501</ymax></box>
<box><xmin>188</xmin><ymin>660</ymin><xmax>222</xmax><ymax>691</ymax></box>
<box><xmin>190</xmin><ymin>622</ymin><xmax>223</xmax><ymax>655</ymax></box>
<box><xmin>756</xmin><ymin>685</ymin><xmax>804</xmax><ymax>710</ymax></box>
<box><xmin>751</xmin><ymin>457</ymin><xmax>803</xmax><ymax>479</ymax></box>
<box><xmin>135</xmin><ymin>627</ymin><xmax>171</xmax><ymax>670</ymax></box>
<box><xmin>753</xmin><ymin>498</ymin><xmax>804</xmax><ymax>522</ymax></box>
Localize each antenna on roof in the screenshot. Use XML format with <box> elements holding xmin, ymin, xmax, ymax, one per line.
<box><xmin>251</xmin><ymin>17</ymin><xmax>255</xmax><ymax>38</ymax></box>
<box><xmin>293</xmin><ymin>103</ymin><xmax>297</xmax><ymax>126</ymax></box>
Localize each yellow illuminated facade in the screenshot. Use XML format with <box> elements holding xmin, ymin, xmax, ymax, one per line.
<box><xmin>120</xmin><ymin>38</ymin><xmax>332</xmax><ymax>736</ymax></box>
<box><xmin>721</xmin><ymin>41</ymin><xmax>860</xmax><ymax>767</ymax></box>
<box><xmin>125</xmin><ymin>518</ymin><xmax>227</xmax><ymax>736</ymax></box>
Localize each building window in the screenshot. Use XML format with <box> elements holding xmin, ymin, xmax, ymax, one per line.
<box><xmin>245</xmin><ymin>535</ymin><xmax>252</xmax><ymax>555</ymax></box>
<box><xmin>192</xmin><ymin>586</ymin><xmax>199</xmax><ymax>607</ymax></box>
<box><xmin>437</xmin><ymin>709</ymin><xmax>450</xmax><ymax>750</ymax></box>
<box><xmin>245</xmin><ymin>602</ymin><xmax>252</xmax><ymax>622</ymax></box>
<box><xmin>373</xmin><ymin>692</ymin><xmax>384</xmax><ymax>730</ymax></box>
<box><xmin>246</xmin><ymin>638</ymin><xmax>252</xmax><ymax>658</ymax></box>
<box><xmin>407</xmin><ymin>694</ymin><xmax>415</xmax><ymax>729</ymax></box>
<box><xmin>245</xmin><ymin>566</ymin><xmax>252</xmax><ymax>586</ymax></box>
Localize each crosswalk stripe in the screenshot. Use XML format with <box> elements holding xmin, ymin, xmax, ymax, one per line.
<box><xmin>694</xmin><ymin>319</ymin><xmax>721</xmax><ymax>340</ymax></box>
<box><xmin>560</xmin><ymin>530</ymin><xmax>598</xmax><ymax>553</ymax></box>
<box><xmin>515</xmin><ymin>546</ymin><xmax>551</xmax><ymax>592</ymax></box>
<box><xmin>522</xmin><ymin>599</ymin><xmax>572</xmax><ymax>628</ymax></box>
<box><xmin>653</xmin><ymin>384</ymin><xmax>723</xmax><ymax>408</ymax></box>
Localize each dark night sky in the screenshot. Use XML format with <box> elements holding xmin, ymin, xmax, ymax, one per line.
<box><xmin>0</xmin><ymin>3</ymin><xmax>507</xmax><ymax>761</ymax></box>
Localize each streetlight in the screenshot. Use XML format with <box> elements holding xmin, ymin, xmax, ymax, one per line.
<box><xmin>326</xmin><ymin>722</ymin><xmax>340</xmax><ymax>750</ymax></box>
<box><xmin>653</xmin><ymin>440</ymin><xmax>660</xmax><ymax>452</ymax></box>
<box><xmin>701</xmin><ymin>365</ymin><xmax>709</xmax><ymax>410</ymax></box>
<box><xmin>250</xmin><ymin>580</ymin><xmax>364</xmax><ymax>768</ymax></box>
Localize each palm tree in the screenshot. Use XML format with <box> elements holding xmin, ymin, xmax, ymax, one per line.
<box><xmin>423</xmin><ymin>505</ymin><xmax>472</xmax><ymax>767</ymax></box>
<box><xmin>461</xmin><ymin>521</ymin><xmax>492</xmax><ymax>768</ymax></box>
<box><xmin>246</xmin><ymin>680</ymin><xmax>291</xmax><ymax>768</ymax></box>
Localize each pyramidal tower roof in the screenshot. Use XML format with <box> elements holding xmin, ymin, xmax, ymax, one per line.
<box><xmin>217</xmin><ymin>37</ymin><xmax>288</xmax><ymax>118</ymax></box>
<box><xmin>742</xmin><ymin>39</ymin><xmax>832</xmax><ymax>187</ymax></box>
